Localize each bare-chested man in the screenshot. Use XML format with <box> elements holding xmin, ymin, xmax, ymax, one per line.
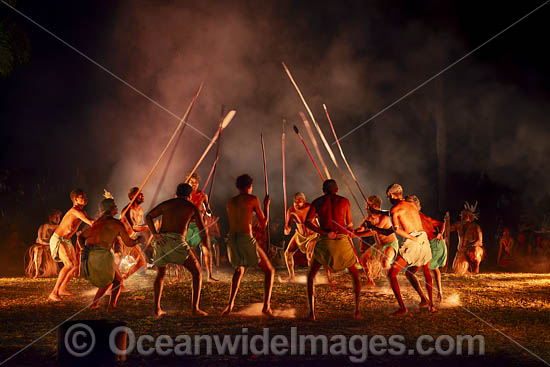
<box><xmin>406</xmin><ymin>195</ymin><xmax>447</xmax><ymax>302</ymax></box>
<box><xmin>451</xmin><ymin>203</ymin><xmax>484</xmax><ymax>274</ymax></box>
<box><xmin>146</xmin><ymin>183</ymin><xmax>208</xmax><ymax>317</ymax></box>
<box><xmin>497</xmin><ymin>228</ymin><xmax>515</xmax><ymax>268</ymax></box>
<box><xmin>26</xmin><ymin>210</ymin><xmax>61</xmax><ymax>278</ymax></box>
<box><xmin>284</xmin><ymin>192</ymin><xmax>319</xmax><ymax>282</ymax></box>
<box><xmin>222</xmin><ymin>174</ymin><xmax>274</xmax><ymax>316</ymax></box>
<box><xmin>354</xmin><ymin>195</ymin><xmax>399</xmax><ymax>286</ymax></box>
<box><xmin>386</xmin><ymin>184</ymin><xmax>435</xmax><ymax>315</ymax></box>
<box><xmin>305</xmin><ymin>179</ymin><xmax>361</xmax><ymax>320</ymax></box>
<box><xmin>188</xmin><ymin>173</ymin><xmax>217</xmax><ymax>281</ymax></box>
<box><xmin>48</xmin><ymin>189</ymin><xmax>94</xmax><ymax>301</ymax></box>
<box><xmin>78</xmin><ymin>198</ymin><xmax>136</xmax><ymax>309</ymax></box>
<box><xmin>120</xmin><ymin>187</ymin><xmax>149</xmax><ymax>280</ymax></box>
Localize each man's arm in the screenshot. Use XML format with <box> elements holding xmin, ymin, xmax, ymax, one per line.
<box><xmin>77</xmin><ymin>225</ymin><xmax>92</xmax><ymax>250</ymax></box>
<box><xmin>145</xmin><ymin>204</ymin><xmax>163</xmax><ymax>235</ymax></box>
<box><xmin>117</xmin><ymin>222</ymin><xmax>137</xmax><ymax>247</ymax></box>
<box><xmin>73</xmin><ymin>208</ymin><xmax>94</xmax><ymax>226</ymax></box>
<box><xmin>284</xmin><ymin>208</ymin><xmax>294</xmax><ymax>235</ymax></box>
<box><xmin>36</xmin><ymin>224</ymin><xmax>48</xmax><ymax>245</ymax></box>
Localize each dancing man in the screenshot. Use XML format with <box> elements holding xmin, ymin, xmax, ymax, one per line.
<box><xmin>48</xmin><ymin>189</ymin><xmax>94</xmax><ymax>301</ymax></box>
<box><xmin>146</xmin><ymin>183</ymin><xmax>208</xmax><ymax>316</ymax></box>
<box><xmin>305</xmin><ymin>179</ymin><xmax>361</xmax><ymax>320</ymax></box>
<box><xmin>222</xmin><ymin>174</ymin><xmax>274</xmax><ymax>316</ymax></box>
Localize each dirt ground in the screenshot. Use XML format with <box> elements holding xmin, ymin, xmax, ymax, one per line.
<box><xmin>0</xmin><ymin>266</ymin><xmax>549</xmax><ymax>366</ymax></box>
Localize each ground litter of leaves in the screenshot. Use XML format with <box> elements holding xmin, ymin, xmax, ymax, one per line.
<box><xmin>0</xmin><ymin>267</ymin><xmax>549</xmax><ymax>366</ymax></box>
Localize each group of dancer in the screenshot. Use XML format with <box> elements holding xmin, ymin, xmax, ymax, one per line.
<box><xmin>41</xmin><ymin>169</ymin><xmax>487</xmax><ymax>319</ymax></box>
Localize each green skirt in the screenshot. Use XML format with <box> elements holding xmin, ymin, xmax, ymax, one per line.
<box><xmin>185</xmin><ymin>221</ymin><xmax>202</xmax><ymax>248</ymax></box>
<box><xmin>227</xmin><ymin>234</ymin><xmax>259</xmax><ymax>268</ymax></box>
<box><xmin>429</xmin><ymin>238</ymin><xmax>447</xmax><ymax>270</ymax></box>
<box><xmin>313</xmin><ymin>234</ymin><xmax>356</xmax><ymax>272</ymax></box>
<box><xmin>82</xmin><ymin>247</ymin><xmax>115</xmax><ymax>288</ymax></box>
<box><xmin>153</xmin><ymin>232</ymin><xmax>190</xmax><ymax>267</ymax></box>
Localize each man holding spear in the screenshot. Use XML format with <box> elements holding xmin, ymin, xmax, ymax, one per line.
<box><xmin>222</xmin><ymin>174</ymin><xmax>274</xmax><ymax>316</ymax></box>
<box><xmin>187</xmin><ymin>172</ymin><xmax>217</xmax><ymax>281</ymax></box>
<box><xmin>305</xmin><ymin>179</ymin><xmax>361</xmax><ymax>320</ymax></box>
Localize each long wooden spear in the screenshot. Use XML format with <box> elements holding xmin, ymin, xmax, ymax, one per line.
<box><xmin>185</xmin><ymin>109</ymin><xmax>236</xmax><ymax>183</ymax></box>
<box><xmin>299</xmin><ymin>112</ymin><xmax>331</xmax><ymax>179</ymax></box>
<box><xmin>122</xmin><ymin>82</ymin><xmax>203</xmax><ymax>219</ymax></box>
<box><xmin>206</xmin><ymin>105</ymin><xmax>225</xmax><ymax>201</ymax></box>
<box><xmin>323</xmin><ymin>104</ymin><xmax>368</xmax><ymax>203</ymax></box>
<box><xmin>261</xmin><ymin>134</ymin><xmax>271</xmax><ymax>252</ymax></box>
<box><xmin>293</xmin><ymin>125</ymin><xmax>325</xmax><ymax>181</ymax></box>
<box><xmin>282</xmin><ymin>118</ymin><xmax>288</xmax><ymax>225</ymax></box>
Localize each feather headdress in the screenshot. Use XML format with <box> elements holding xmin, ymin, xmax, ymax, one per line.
<box><xmin>461</xmin><ymin>201</ymin><xmax>479</xmax><ymax>220</ymax></box>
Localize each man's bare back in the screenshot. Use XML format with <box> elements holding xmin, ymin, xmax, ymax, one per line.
<box><xmin>390</xmin><ymin>200</ymin><xmax>423</xmax><ymax>237</ymax></box>
<box><xmin>147</xmin><ymin>198</ymin><xmax>201</xmax><ymax>237</ymax></box>
<box><xmin>227</xmin><ymin>194</ymin><xmax>265</xmax><ymax>235</ymax></box>
<box><xmin>81</xmin><ymin>216</ymin><xmax>134</xmax><ymax>251</ymax></box>
<box><xmin>308</xmin><ymin>194</ymin><xmax>352</xmax><ymax>235</ymax></box>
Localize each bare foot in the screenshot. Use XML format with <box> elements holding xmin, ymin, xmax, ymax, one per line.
<box><xmin>207</xmin><ymin>277</ymin><xmax>219</xmax><ymax>282</ymax></box>
<box><xmin>155</xmin><ymin>309</ymin><xmax>167</xmax><ymax>317</ymax></box>
<box><xmin>437</xmin><ymin>294</ymin><xmax>443</xmax><ymax>303</ymax></box>
<box><xmin>58</xmin><ymin>290</ymin><xmax>73</xmax><ymax>296</ymax></box>
<box><xmin>193</xmin><ymin>309</ymin><xmax>208</xmax><ymax>316</ymax></box>
<box><xmin>221</xmin><ymin>305</ymin><xmax>233</xmax><ymax>317</ymax></box>
<box><xmin>428</xmin><ymin>306</ymin><xmax>437</xmax><ymax>313</ymax></box>
<box><xmin>48</xmin><ymin>293</ymin><xmax>61</xmax><ymax>301</ymax></box>
<box><xmin>418</xmin><ymin>299</ymin><xmax>429</xmax><ymax>308</ymax></box>
<box><xmin>89</xmin><ymin>303</ymin><xmax>99</xmax><ymax>310</ymax></box>
<box><xmin>390</xmin><ymin>308</ymin><xmax>408</xmax><ymax>316</ymax></box>
<box><xmin>307</xmin><ymin>312</ymin><xmax>316</xmax><ymax>321</ymax></box>
<box><xmin>365</xmin><ymin>280</ymin><xmax>376</xmax><ymax>288</ymax></box>
<box><xmin>262</xmin><ymin>307</ymin><xmax>274</xmax><ymax>317</ymax></box>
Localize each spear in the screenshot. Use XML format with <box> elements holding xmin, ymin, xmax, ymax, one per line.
<box><xmin>282</xmin><ymin>118</ymin><xmax>288</xmax><ymax>225</ymax></box>
<box><xmin>261</xmin><ymin>134</ymin><xmax>271</xmax><ymax>252</ymax></box>
<box><xmin>207</xmin><ymin>105</ymin><xmax>225</xmax><ymax>201</ymax></box>
<box><xmin>185</xmin><ymin>109</ymin><xmax>236</xmax><ymax>183</ymax></box>
<box><xmin>299</xmin><ymin>112</ymin><xmax>331</xmax><ymax>179</ymax></box>
<box><xmin>293</xmin><ymin>125</ymin><xmax>325</xmax><ymax>181</ymax></box>
<box><xmin>323</xmin><ymin>104</ymin><xmax>368</xmax><ymax>203</ymax></box>
<box><xmin>122</xmin><ymin>82</ymin><xmax>203</xmax><ymax>219</ymax></box>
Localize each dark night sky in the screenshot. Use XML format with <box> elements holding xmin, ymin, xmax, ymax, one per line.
<box><xmin>1</xmin><ymin>0</ymin><xmax>549</xmax><ymax>247</ymax></box>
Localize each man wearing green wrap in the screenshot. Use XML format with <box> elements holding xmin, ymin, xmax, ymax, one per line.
<box><xmin>354</xmin><ymin>195</ymin><xmax>399</xmax><ymax>286</ymax></box>
<box><xmin>188</xmin><ymin>173</ymin><xmax>217</xmax><ymax>282</ymax></box>
<box><xmin>78</xmin><ymin>198</ymin><xmax>136</xmax><ymax>310</ymax></box>
<box><xmin>146</xmin><ymin>183</ymin><xmax>208</xmax><ymax>317</ymax></box>
<box><xmin>222</xmin><ymin>174</ymin><xmax>273</xmax><ymax>317</ymax></box>
<box><xmin>305</xmin><ymin>179</ymin><xmax>361</xmax><ymax>320</ymax></box>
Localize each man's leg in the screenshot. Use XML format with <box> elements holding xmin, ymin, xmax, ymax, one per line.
<box><xmin>59</xmin><ymin>245</ymin><xmax>78</xmax><ymax>295</ymax></box>
<box><xmin>388</xmin><ymin>256</ymin><xmax>408</xmax><ymax>315</ymax></box>
<box><xmin>405</xmin><ymin>266</ymin><xmax>429</xmax><ymax>306</ymax></box>
<box><xmin>382</xmin><ymin>247</ymin><xmax>396</xmax><ymax>272</ymax></box>
<box><xmin>154</xmin><ymin>266</ymin><xmax>167</xmax><ymax>316</ymax></box>
<box><xmin>360</xmin><ymin>248</ymin><xmax>375</xmax><ymax>287</ymax></box>
<box><xmin>123</xmin><ymin>246</ymin><xmax>146</xmax><ymax>280</ymax></box>
<box><xmin>307</xmin><ymin>260</ymin><xmax>322</xmax><ymax>320</ymax></box>
<box><xmin>257</xmin><ymin>246</ymin><xmax>275</xmax><ymax>315</ymax></box>
<box><xmin>33</xmin><ymin>246</ymin><xmax>41</xmax><ymax>278</ymax></box>
<box><xmin>432</xmin><ymin>268</ymin><xmax>443</xmax><ymax>302</ymax></box>
<box><xmin>422</xmin><ymin>264</ymin><xmax>435</xmax><ymax>312</ymax></box>
<box><xmin>109</xmin><ymin>271</ymin><xmax>124</xmax><ymax>309</ymax></box>
<box><xmin>284</xmin><ymin>237</ymin><xmax>299</xmax><ymax>282</ymax></box>
<box><xmin>49</xmin><ymin>243</ymin><xmax>76</xmax><ymax>300</ymax></box>
<box><xmin>222</xmin><ymin>266</ymin><xmax>246</xmax><ymax>316</ymax></box>
<box><xmin>182</xmin><ymin>251</ymin><xmax>207</xmax><ymax>316</ymax></box>
<box><xmin>201</xmin><ymin>240</ymin><xmax>218</xmax><ymax>281</ymax></box>
<box><xmin>348</xmin><ymin>264</ymin><xmax>362</xmax><ymax>318</ymax></box>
